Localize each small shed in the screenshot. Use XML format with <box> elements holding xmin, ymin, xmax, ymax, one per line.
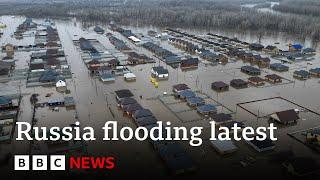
<box><xmin>265</xmin><ymin>74</ymin><xmax>282</xmax><ymax>84</ymax></box>
<box><xmin>248</xmin><ymin>76</ymin><xmax>265</xmax><ymax>86</ymax></box>
<box><xmin>230</xmin><ymin>79</ymin><xmax>248</xmax><ymax>89</ymax></box>
<box><xmin>211</xmin><ymin>81</ymin><xmax>229</xmax><ymax>92</ymax></box>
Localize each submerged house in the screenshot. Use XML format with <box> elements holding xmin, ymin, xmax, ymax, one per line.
<box><xmin>248</xmin><ymin>76</ymin><xmax>265</xmax><ymax>86</ymax></box>
<box><xmin>0</xmin><ymin>96</ymin><xmax>12</xmax><ymax>109</ymax></box>
<box><xmin>133</xmin><ymin>109</ymin><xmax>153</xmax><ymax>120</ymax></box>
<box><xmin>0</xmin><ymin>68</ymin><xmax>9</xmax><ymax>76</ymax></box>
<box><xmin>265</xmin><ymin>74</ymin><xmax>282</xmax><ymax>84</ymax></box>
<box><xmin>246</xmin><ymin>137</ymin><xmax>275</xmax><ymax>152</ymax></box>
<box><xmin>230</xmin><ymin>79</ymin><xmax>248</xmax><ymax>89</ymax></box>
<box><xmin>39</xmin><ymin>70</ymin><xmax>59</xmax><ymax>83</ymax></box>
<box><xmin>270</xmin><ymin>109</ymin><xmax>299</xmax><ymax>125</ymax></box>
<box><xmin>100</xmin><ymin>73</ymin><xmax>116</xmax><ymax>82</ymax></box>
<box><xmin>211</xmin><ymin>81</ymin><xmax>229</xmax><ymax>92</ymax></box>
<box><xmin>289</xmin><ymin>43</ymin><xmax>303</xmax><ymax>52</ymax></box>
<box><xmin>123</xmin><ymin>103</ymin><xmax>143</xmax><ymax>116</ymax></box>
<box><xmin>177</xmin><ymin>90</ymin><xmax>196</xmax><ymax>100</ymax></box>
<box><xmin>302</xmin><ymin>48</ymin><xmax>316</xmax><ymax>55</ymax></box>
<box><xmin>118</xmin><ymin>97</ymin><xmax>137</xmax><ymax>108</ymax></box>
<box><xmin>115</xmin><ymin>89</ymin><xmax>134</xmax><ymax>101</ymax></box>
<box><xmin>270</xmin><ymin>63</ymin><xmax>289</xmax><ymax>72</ymax></box>
<box><xmin>241</xmin><ymin>66</ymin><xmax>261</xmax><ymax>75</ymax></box>
<box><xmin>210</xmin><ymin>139</ymin><xmax>238</xmax><ymax>155</ymax></box>
<box><xmin>172</xmin><ymin>84</ymin><xmax>190</xmax><ymax>93</ymax></box>
<box><xmin>186</xmin><ymin>97</ymin><xmax>205</xmax><ymax>107</ymax></box>
<box><xmin>283</xmin><ymin>157</ymin><xmax>319</xmax><ymax>176</ymax></box>
<box><xmin>249</xmin><ymin>43</ymin><xmax>264</xmax><ymax>51</ymax></box>
<box><xmin>151</xmin><ymin>66</ymin><xmax>169</xmax><ymax>79</ymax></box>
<box><xmin>197</xmin><ymin>104</ymin><xmax>217</xmax><ymax>115</ymax></box>
<box><xmin>180</xmin><ymin>58</ymin><xmax>199</xmax><ymax>70</ymax></box>
<box><xmin>211</xmin><ymin>113</ymin><xmax>233</xmax><ymax>125</ymax></box>
<box><xmin>309</xmin><ymin>68</ymin><xmax>320</xmax><ymax>77</ymax></box>
<box><xmin>94</xmin><ymin>26</ymin><xmax>105</xmax><ymax>34</ymax></box>
<box><xmin>263</xmin><ymin>45</ymin><xmax>279</xmax><ymax>55</ymax></box>
<box><xmin>293</xmin><ymin>70</ymin><xmax>310</xmax><ymax>80</ymax></box>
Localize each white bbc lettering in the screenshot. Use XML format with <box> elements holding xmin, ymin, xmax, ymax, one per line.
<box><xmin>32</xmin><ymin>155</ymin><xmax>47</xmax><ymax>170</ymax></box>
<box><xmin>14</xmin><ymin>155</ymin><xmax>29</xmax><ymax>170</ymax></box>
<box><xmin>50</xmin><ymin>155</ymin><xmax>66</xmax><ymax>170</ymax></box>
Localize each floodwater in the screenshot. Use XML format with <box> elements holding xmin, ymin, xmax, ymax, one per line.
<box><xmin>1</xmin><ymin>15</ymin><xmax>320</xmax><ymax>177</ymax></box>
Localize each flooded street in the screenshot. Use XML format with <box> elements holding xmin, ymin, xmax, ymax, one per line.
<box><xmin>1</xmin><ymin>15</ymin><xmax>320</xmax><ymax>177</ymax></box>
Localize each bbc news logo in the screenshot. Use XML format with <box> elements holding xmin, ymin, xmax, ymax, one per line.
<box><xmin>14</xmin><ymin>155</ymin><xmax>115</xmax><ymax>171</ymax></box>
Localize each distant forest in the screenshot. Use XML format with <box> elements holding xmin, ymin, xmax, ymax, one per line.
<box><xmin>0</xmin><ymin>0</ymin><xmax>320</xmax><ymax>40</ymax></box>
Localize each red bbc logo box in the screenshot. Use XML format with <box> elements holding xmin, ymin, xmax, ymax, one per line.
<box><xmin>14</xmin><ymin>155</ymin><xmax>65</xmax><ymax>171</ymax></box>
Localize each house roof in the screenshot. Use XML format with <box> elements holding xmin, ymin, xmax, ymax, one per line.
<box><xmin>248</xmin><ymin>138</ymin><xmax>275</xmax><ymax>150</ymax></box>
<box><xmin>292</xmin><ymin>44</ymin><xmax>303</xmax><ymax>50</ymax></box>
<box><xmin>210</xmin><ymin>139</ymin><xmax>237</xmax><ymax>153</ymax></box>
<box><xmin>152</xmin><ymin>66</ymin><xmax>168</xmax><ymax>74</ymax></box>
<box><xmin>135</xmin><ymin>116</ymin><xmax>157</xmax><ymax>127</ymax></box>
<box><xmin>230</xmin><ymin>79</ymin><xmax>248</xmax><ymax>86</ymax></box>
<box><xmin>186</xmin><ymin>97</ymin><xmax>205</xmax><ymax>105</ymax></box>
<box><xmin>133</xmin><ymin>109</ymin><xmax>153</xmax><ymax>119</ymax></box>
<box><xmin>64</xmin><ymin>97</ymin><xmax>75</xmax><ymax>106</ymax></box>
<box><xmin>248</xmin><ymin>76</ymin><xmax>265</xmax><ymax>83</ymax></box>
<box><xmin>241</xmin><ymin>66</ymin><xmax>261</xmax><ymax>73</ymax></box>
<box><xmin>30</xmin><ymin>63</ymin><xmax>45</xmax><ymax>70</ymax></box>
<box><xmin>212</xmin><ymin>81</ymin><xmax>229</xmax><ymax>88</ymax></box>
<box><xmin>177</xmin><ymin>90</ymin><xmax>196</xmax><ymax>98</ymax></box>
<box><xmin>115</xmin><ymin>89</ymin><xmax>134</xmax><ymax>99</ymax></box>
<box><xmin>173</xmin><ymin>84</ymin><xmax>189</xmax><ymax>91</ymax></box>
<box><xmin>274</xmin><ymin>109</ymin><xmax>299</xmax><ymax>123</ymax></box>
<box><xmin>0</xmin><ymin>96</ymin><xmax>12</xmax><ymax>105</ymax></box>
<box><xmin>211</xmin><ymin>113</ymin><xmax>232</xmax><ymax>123</ymax></box>
<box><xmin>270</xmin><ymin>63</ymin><xmax>289</xmax><ymax>69</ymax></box>
<box><xmin>294</xmin><ymin>70</ymin><xmax>310</xmax><ymax>77</ymax></box>
<box><xmin>101</xmin><ymin>73</ymin><xmax>115</xmax><ymax>80</ymax></box>
<box><xmin>123</xmin><ymin>103</ymin><xmax>143</xmax><ymax>113</ymax></box>
<box><xmin>0</xmin><ymin>68</ymin><xmax>9</xmax><ymax>75</ymax></box>
<box><xmin>310</xmin><ymin>67</ymin><xmax>320</xmax><ymax>74</ymax></box>
<box><xmin>39</xmin><ymin>70</ymin><xmax>59</xmax><ymax>82</ymax></box>
<box><xmin>197</xmin><ymin>104</ymin><xmax>216</xmax><ymax>112</ymax></box>
<box><xmin>181</xmin><ymin>58</ymin><xmax>199</xmax><ymax>66</ymax></box>
<box><xmin>265</xmin><ymin>74</ymin><xmax>282</xmax><ymax>80</ymax></box>
<box><xmin>119</xmin><ymin>97</ymin><xmax>137</xmax><ymax>106</ymax></box>
<box><xmin>302</xmin><ymin>48</ymin><xmax>316</xmax><ymax>53</ymax></box>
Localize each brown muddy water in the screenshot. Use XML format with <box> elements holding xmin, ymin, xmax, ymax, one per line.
<box><xmin>1</xmin><ymin>15</ymin><xmax>320</xmax><ymax>177</ymax></box>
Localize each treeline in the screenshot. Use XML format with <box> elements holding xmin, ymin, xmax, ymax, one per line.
<box><xmin>273</xmin><ymin>0</ymin><xmax>320</xmax><ymax>17</ymax></box>
<box><xmin>0</xmin><ymin>0</ymin><xmax>319</xmax><ymax>40</ymax></box>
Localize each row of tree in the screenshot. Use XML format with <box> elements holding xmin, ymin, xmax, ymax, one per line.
<box><xmin>0</xmin><ymin>0</ymin><xmax>319</xmax><ymax>40</ymax></box>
